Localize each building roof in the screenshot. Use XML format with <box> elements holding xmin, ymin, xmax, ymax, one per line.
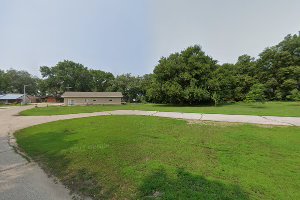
<box><xmin>61</xmin><ymin>92</ymin><xmax>123</xmax><ymax>98</ymax></box>
<box><xmin>0</xmin><ymin>94</ymin><xmax>24</xmax><ymax>100</ymax></box>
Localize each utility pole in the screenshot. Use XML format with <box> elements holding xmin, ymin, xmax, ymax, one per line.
<box><xmin>66</xmin><ymin>86</ymin><xmax>72</xmax><ymax>91</ymax></box>
<box><xmin>23</xmin><ymin>85</ymin><xmax>28</xmax><ymax>105</ymax></box>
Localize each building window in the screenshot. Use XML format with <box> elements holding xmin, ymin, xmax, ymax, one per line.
<box><xmin>93</xmin><ymin>99</ymin><xmax>96</xmax><ymax>102</ymax></box>
<box><xmin>109</xmin><ymin>99</ymin><xmax>112</xmax><ymax>101</ymax></box>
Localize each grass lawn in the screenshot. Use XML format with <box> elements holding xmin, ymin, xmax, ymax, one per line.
<box><xmin>20</xmin><ymin>101</ymin><xmax>300</xmax><ymax>117</ymax></box>
<box><xmin>0</xmin><ymin>104</ymin><xmax>21</xmax><ymax>107</ymax></box>
<box><xmin>16</xmin><ymin>116</ymin><xmax>300</xmax><ymax>199</ymax></box>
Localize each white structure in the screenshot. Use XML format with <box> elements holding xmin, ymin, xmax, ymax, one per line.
<box><xmin>62</xmin><ymin>92</ymin><xmax>123</xmax><ymax>106</ymax></box>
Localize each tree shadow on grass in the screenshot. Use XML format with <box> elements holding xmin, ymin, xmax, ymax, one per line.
<box><xmin>139</xmin><ymin>168</ymin><xmax>249</xmax><ymax>200</ymax></box>
<box><xmin>16</xmin><ymin>129</ymin><xmax>106</xmax><ymax>198</ymax></box>
<box><xmin>16</xmin><ymin>129</ymin><xmax>80</xmax><ymax>179</ymax></box>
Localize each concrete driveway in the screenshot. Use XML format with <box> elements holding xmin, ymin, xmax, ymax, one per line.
<box><xmin>0</xmin><ymin>106</ymin><xmax>111</xmax><ymax>200</ymax></box>
<box><xmin>1</xmin><ymin>106</ymin><xmax>299</xmax><ymax>200</ymax></box>
<box><xmin>0</xmin><ymin>106</ymin><xmax>74</xmax><ymax>200</ymax></box>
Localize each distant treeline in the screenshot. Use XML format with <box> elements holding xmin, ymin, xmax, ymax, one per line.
<box><xmin>1</xmin><ymin>33</ymin><xmax>299</xmax><ymax>104</ymax></box>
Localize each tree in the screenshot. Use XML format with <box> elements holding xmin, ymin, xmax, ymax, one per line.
<box><xmin>209</xmin><ymin>63</ymin><xmax>239</xmax><ymax>102</ymax></box>
<box><xmin>89</xmin><ymin>69</ymin><xmax>114</xmax><ymax>92</ymax></box>
<box><xmin>0</xmin><ymin>70</ymin><xmax>8</xmax><ymax>94</ymax></box>
<box><xmin>139</xmin><ymin>74</ymin><xmax>154</xmax><ymax>102</ymax></box>
<box><xmin>2</xmin><ymin>32</ymin><xmax>299</xmax><ymax>104</ymax></box>
<box><xmin>212</xmin><ymin>92</ymin><xmax>221</xmax><ymax>106</ymax></box>
<box><xmin>256</xmin><ymin>33</ymin><xmax>300</xmax><ymax>100</ymax></box>
<box><xmin>150</xmin><ymin>45</ymin><xmax>217</xmax><ymax>104</ymax></box>
<box><xmin>1</xmin><ymin>69</ymin><xmax>39</xmax><ymax>95</ymax></box>
<box><xmin>40</xmin><ymin>60</ymin><xmax>92</xmax><ymax>96</ymax></box>
<box><xmin>287</xmin><ymin>89</ymin><xmax>300</xmax><ymax>101</ymax></box>
<box><xmin>245</xmin><ymin>84</ymin><xmax>266</xmax><ymax>103</ymax></box>
<box><xmin>107</xmin><ymin>74</ymin><xmax>144</xmax><ymax>102</ymax></box>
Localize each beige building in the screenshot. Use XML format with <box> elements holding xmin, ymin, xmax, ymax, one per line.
<box><xmin>62</xmin><ymin>92</ymin><xmax>123</xmax><ymax>106</ymax></box>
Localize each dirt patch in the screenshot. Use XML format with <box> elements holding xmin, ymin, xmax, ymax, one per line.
<box><xmin>186</xmin><ymin>119</ymin><xmax>285</xmax><ymax>128</ymax></box>
<box><xmin>186</xmin><ymin>120</ymin><xmax>241</xmax><ymax>127</ymax></box>
<box><xmin>254</xmin><ymin>124</ymin><xmax>287</xmax><ymax>128</ymax></box>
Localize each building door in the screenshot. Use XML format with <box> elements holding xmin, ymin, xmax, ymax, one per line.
<box><xmin>68</xmin><ymin>99</ymin><xmax>74</xmax><ymax>106</ymax></box>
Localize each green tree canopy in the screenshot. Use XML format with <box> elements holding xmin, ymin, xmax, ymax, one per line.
<box><xmin>257</xmin><ymin>33</ymin><xmax>300</xmax><ymax>100</ymax></box>
<box><xmin>40</xmin><ymin>60</ymin><xmax>92</xmax><ymax>96</ymax></box>
<box><xmin>149</xmin><ymin>45</ymin><xmax>217</xmax><ymax>104</ymax></box>
<box><xmin>0</xmin><ymin>69</ymin><xmax>39</xmax><ymax>95</ymax></box>
<box><xmin>1</xmin><ymin>32</ymin><xmax>299</xmax><ymax>104</ymax></box>
<box><xmin>107</xmin><ymin>74</ymin><xmax>145</xmax><ymax>102</ymax></box>
<box><xmin>89</xmin><ymin>69</ymin><xmax>114</xmax><ymax>92</ymax></box>
<box><xmin>245</xmin><ymin>84</ymin><xmax>266</xmax><ymax>103</ymax></box>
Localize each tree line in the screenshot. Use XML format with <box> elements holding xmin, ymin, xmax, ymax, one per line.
<box><xmin>1</xmin><ymin>33</ymin><xmax>299</xmax><ymax>104</ymax></box>
<box><xmin>0</xmin><ymin>62</ymin><xmax>149</xmax><ymax>102</ymax></box>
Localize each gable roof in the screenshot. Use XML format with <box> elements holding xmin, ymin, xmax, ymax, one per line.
<box><xmin>61</xmin><ymin>92</ymin><xmax>123</xmax><ymax>98</ymax></box>
<box><xmin>0</xmin><ymin>94</ymin><xmax>24</xmax><ymax>100</ymax></box>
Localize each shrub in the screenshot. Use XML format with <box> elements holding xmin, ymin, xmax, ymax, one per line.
<box><xmin>245</xmin><ymin>84</ymin><xmax>266</xmax><ymax>103</ymax></box>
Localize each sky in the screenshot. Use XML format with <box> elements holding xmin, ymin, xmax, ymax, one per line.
<box><xmin>0</xmin><ymin>0</ymin><xmax>300</xmax><ymax>76</ymax></box>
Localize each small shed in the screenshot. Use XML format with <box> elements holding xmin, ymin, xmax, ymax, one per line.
<box><xmin>61</xmin><ymin>92</ymin><xmax>123</xmax><ymax>106</ymax></box>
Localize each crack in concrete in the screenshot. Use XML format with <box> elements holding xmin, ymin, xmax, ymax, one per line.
<box><xmin>0</xmin><ymin>162</ymin><xmax>30</xmax><ymax>173</ymax></box>
<box><xmin>150</xmin><ymin>111</ymin><xmax>159</xmax><ymax>116</ymax></box>
<box><xmin>261</xmin><ymin>116</ymin><xmax>295</xmax><ymax>126</ymax></box>
<box><xmin>0</xmin><ymin>149</ymin><xmax>13</xmax><ymax>154</ymax></box>
<box><xmin>199</xmin><ymin>114</ymin><xmax>203</xmax><ymax>120</ymax></box>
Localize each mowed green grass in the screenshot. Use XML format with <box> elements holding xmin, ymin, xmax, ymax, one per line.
<box><xmin>0</xmin><ymin>104</ymin><xmax>21</xmax><ymax>107</ymax></box>
<box><xmin>16</xmin><ymin>116</ymin><xmax>300</xmax><ymax>199</ymax></box>
<box><xmin>21</xmin><ymin>101</ymin><xmax>300</xmax><ymax>117</ymax></box>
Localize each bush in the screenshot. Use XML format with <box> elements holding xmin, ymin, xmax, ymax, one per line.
<box><xmin>245</xmin><ymin>84</ymin><xmax>266</xmax><ymax>103</ymax></box>
<box><xmin>287</xmin><ymin>89</ymin><xmax>300</xmax><ymax>101</ymax></box>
